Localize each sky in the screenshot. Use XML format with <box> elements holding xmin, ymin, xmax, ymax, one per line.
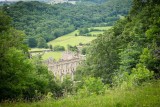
<box><xmin>0</xmin><ymin>0</ymin><xmax>25</xmax><ymax>1</ymax></box>
<box><xmin>0</xmin><ymin>0</ymin><xmax>41</xmax><ymax>1</ymax></box>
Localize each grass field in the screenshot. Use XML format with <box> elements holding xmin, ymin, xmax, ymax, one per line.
<box><xmin>48</xmin><ymin>30</ymin><xmax>96</xmax><ymax>49</ymax></box>
<box><xmin>1</xmin><ymin>80</ymin><xmax>160</xmax><ymax>107</ymax></box>
<box><xmin>29</xmin><ymin>48</ymin><xmax>62</xmax><ymax>61</ymax></box>
<box><xmin>41</xmin><ymin>51</ymin><xmax>62</xmax><ymax>61</ymax></box>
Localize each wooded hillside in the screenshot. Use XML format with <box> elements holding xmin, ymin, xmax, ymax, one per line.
<box><xmin>3</xmin><ymin>0</ymin><xmax>132</xmax><ymax>47</ymax></box>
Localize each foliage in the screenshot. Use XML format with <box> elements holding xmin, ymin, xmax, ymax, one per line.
<box><xmin>78</xmin><ymin>29</ymin><xmax>120</xmax><ymax>83</ymax></box>
<box><xmin>61</xmin><ymin>76</ymin><xmax>74</xmax><ymax>95</ymax></box>
<box><xmin>81</xmin><ymin>47</ymin><xmax>87</xmax><ymax>55</ymax></box>
<box><xmin>37</xmin><ymin>37</ymin><xmax>48</xmax><ymax>48</ymax></box>
<box><xmin>0</xmin><ymin>47</ymin><xmax>34</xmax><ymax>100</ymax></box>
<box><xmin>79</xmin><ymin>28</ymin><xmax>89</xmax><ymax>35</ymax></box>
<box><xmin>118</xmin><ymin>43</ymin><xmax>140</xmax><ymax>74</ymax></box>
<box><xmin>77</xmin><ymin>77</ymin><xmax>105</xmax><ymax>97</ymax></box>
<box><xmin>49</xmin><ymin>45</ymin><xmax>53</xmax><ymax>50</ymax></box>
<box><xmin>67</xmin><ymin>45</ymin><xmax>78</xmax><ymax>52</ymax></box>
<box><xmin>113</xmin><ymin>63</ymin><xmax>154</xmax><ymax>88</ymax></box>
<box><xmin>130</xmin><ymin>64</ymin><xmax>153</xmax><ymax>85</ymax></box>
<box><xmin>0</xmin><ymin>11</ymin><xmax>11</xmax><ymax>32</ymax></box>
<box><xmin>28</xmin><ymin>38</ymin><xmax>37</xmax><ymax>48</ymax></box>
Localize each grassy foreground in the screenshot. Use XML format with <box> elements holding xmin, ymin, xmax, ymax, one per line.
<box><xmin>1</xmin><ymin>80</ymin><xmax>160</xmax><ymax>107</ymax></box>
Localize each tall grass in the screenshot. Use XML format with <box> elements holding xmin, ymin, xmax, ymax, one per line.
<box><xmin>1</xmin><ymin>80</ymin><xmax>160</xmax><ymax>107</ymax></box>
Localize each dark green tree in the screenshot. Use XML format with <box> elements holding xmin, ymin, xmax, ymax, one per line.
<box><xmin>37</xmin><ymin>37</ymin><xmax>48</xmax><ymax>48</ymax></box>
<box><xmin>28</xmin><ymin>37</ymin><xmax>37</xmax><ymax>48</ymax></box>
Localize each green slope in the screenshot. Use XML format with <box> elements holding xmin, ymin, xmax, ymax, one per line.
<box><xmin>48</xmin><ymin>30</ymin><xmax>97</xmax><ymax>49</ymax></box>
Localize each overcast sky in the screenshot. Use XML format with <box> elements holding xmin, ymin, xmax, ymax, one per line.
<box><xmin>0</xmin><ymin>0</ymin><xmax>40</xmax><ymax>1</ymax></box>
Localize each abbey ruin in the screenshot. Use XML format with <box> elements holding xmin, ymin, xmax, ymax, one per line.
<box><xmin>44</xmin><ymin>51</ymin><xmax>85</xmax><ymax>81</ymax></box>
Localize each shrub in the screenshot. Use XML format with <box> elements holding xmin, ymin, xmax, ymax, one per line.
<box><xmin>77</xmin><ymin>77</ymin><xmax>105</xmax><ymax>97</ymax></box>
<box><xmin>130</xmin><ymin>63</ymin><xmax>154</xmax><ymax>85</ymax></box>
<box><xmin>113</xmin><ymin>63</ymin><xmax>154</xmax><ymax>89</ymax></box>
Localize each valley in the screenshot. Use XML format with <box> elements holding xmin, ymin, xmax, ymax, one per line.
<box><xmin>0</xmin><ymin>0</ymin><xmax>160</xmax><ymax>106</ymax></box>
<box><xmin>30</xmin><ymin>26</ymin><xmax>111</xmax><ymax>60</ymax></box>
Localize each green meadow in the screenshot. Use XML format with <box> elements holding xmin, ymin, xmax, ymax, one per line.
<box><xmin>41</xmin><ymin>51</ymin><xmax>62</xmax><ymax>61</ymax></box>
<box><xmin>29</xmin><ymin>48</ymin><xmax>62</xmax><ymax>61</ymax></box>
<box><xmin>47</xmin><ymin>30</ymin><xmax>96</xmax><ymax>49</ymax></box>
<box><xmin>48</xmin><ymin>26</ymin><xmax>111</xmax><ymax>49</ymax></box>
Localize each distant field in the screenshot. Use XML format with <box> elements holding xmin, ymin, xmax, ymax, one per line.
<box><xmin>41</xmin><ymin>51</ymin><xmax>62</xmax><ymax>61</ymax></box>
<box><xmin>48</xmin><ymin>30</ymin><xmax>97</xmax><ymax>49</ymax></box>
<box><xmin>29</xmin><ymin>48</ymin><xmax>62</xmax><ymax>61</ymax></box>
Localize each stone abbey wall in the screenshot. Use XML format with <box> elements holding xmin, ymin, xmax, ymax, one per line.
<box><xmin>44</xmin><ymin>51</ymin><xmax>85</xmax><ymax>81</ymax></box>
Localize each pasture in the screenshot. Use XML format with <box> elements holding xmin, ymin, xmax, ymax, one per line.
<box><xmin>48</xmin><ymin>26</ymin><xmax>111</xmax><ymax>49</ymax></box>
<box><xmin>47</xmin><ymin>30</ymin><xmax>96</xmax><ymax>49</ymax></box>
